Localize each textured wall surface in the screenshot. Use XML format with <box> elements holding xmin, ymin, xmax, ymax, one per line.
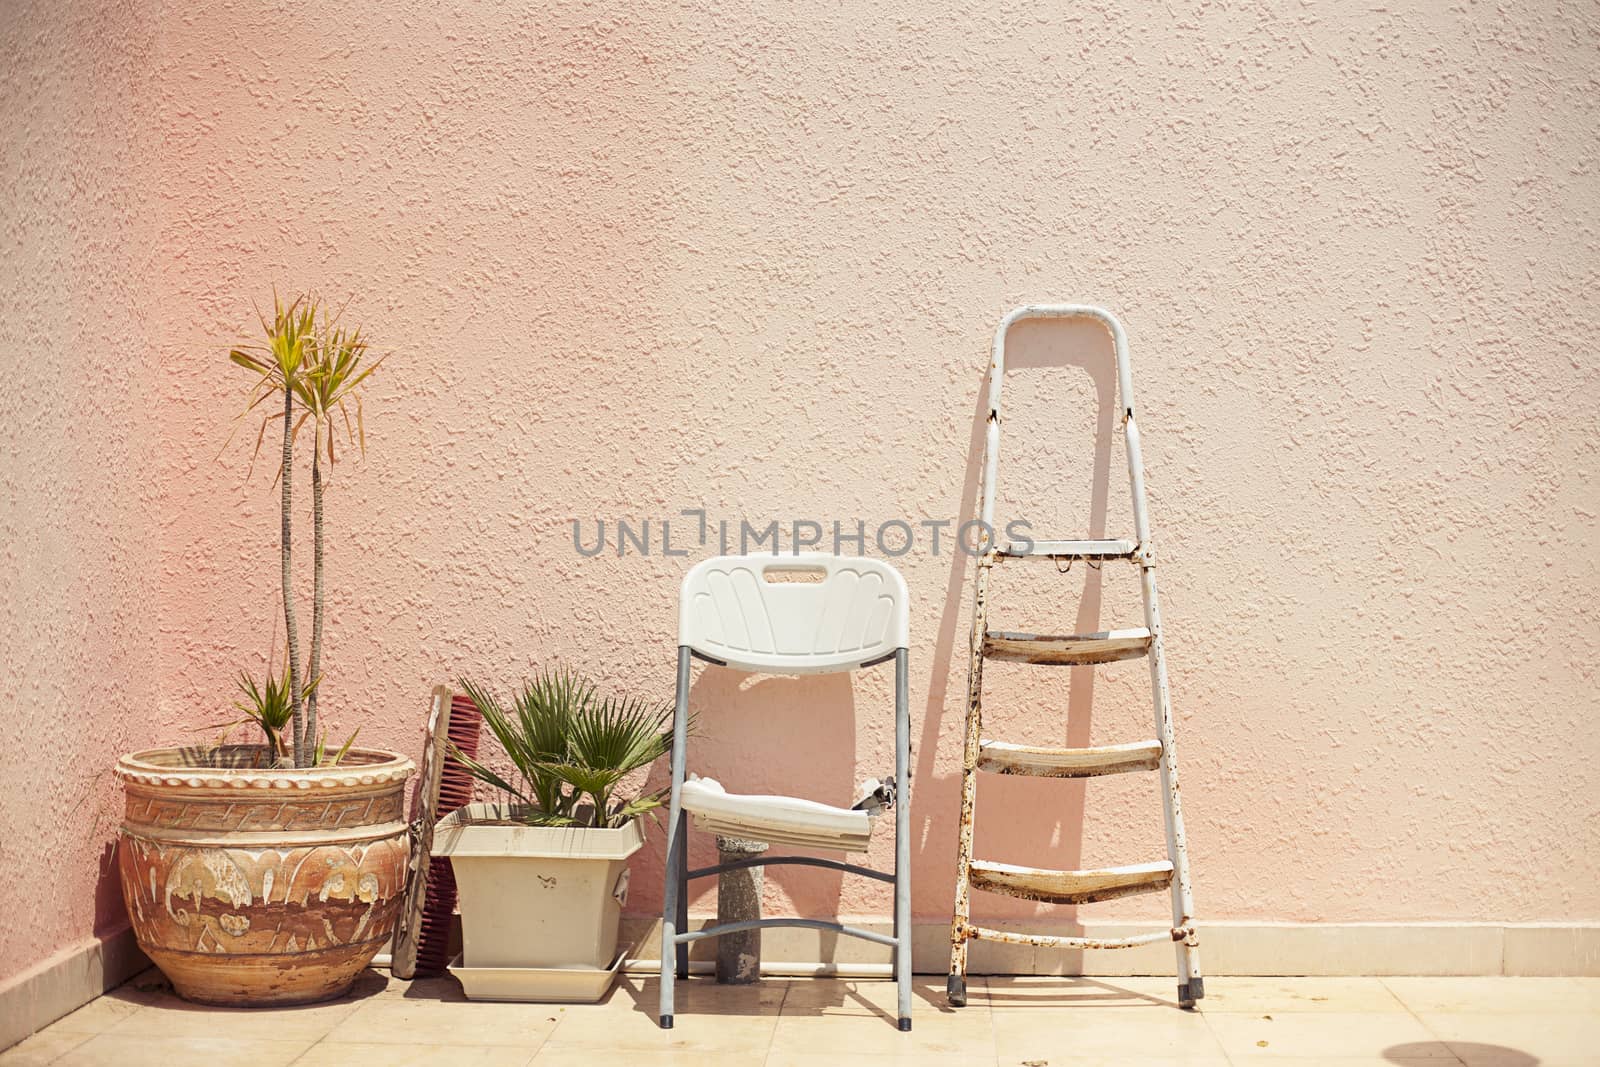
<box><xmin>0</xmin><ymin>1</ymin><xmax>161</xmax><ymax>984</ymax></box>
<box><xmin>6</xmin><ymin>0</ymin><xmax>1600</xmax><ymax>987</ymax></box>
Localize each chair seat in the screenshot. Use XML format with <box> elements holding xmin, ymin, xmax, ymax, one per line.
<box><xmin>680</xmin><ymin>776</ymin><xmax>875</xmax><ymax>853</ymax></box>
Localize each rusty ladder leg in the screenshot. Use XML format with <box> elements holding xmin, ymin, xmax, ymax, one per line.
<box><xmin>948</xmin><ymin>552</ymin><xmax>994</xmax><ymax>1007</ymax></box>
<box><xmin>946</xmin><ymin>305</ymin><xmax>1204</xmax><ymax>1010</ymax></box>
<box><xmin>1126</xmin><ymin>404</ymin><xmax>1203</xmax><ymax>1006</ymax></box>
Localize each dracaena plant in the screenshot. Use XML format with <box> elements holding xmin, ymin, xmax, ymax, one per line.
<box><xmin>454</xmin><ymin>669</ymin><xmax>675</xmax><ymax>829</ymax></box>
<box><xmin>228</xmin><ymin>294</ymin><xmax>383</xmax><ymax>767</ymax></box>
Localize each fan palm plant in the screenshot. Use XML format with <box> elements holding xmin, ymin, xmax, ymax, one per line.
<box><xmin>454</xmin><ymin>669</ymin><xmax>674</xmax><ymax>829</ymax></box>
<box><xmin>228</xmin><ymin>293</ymin><xmax>381</xmax><ymax>767</ymax></box>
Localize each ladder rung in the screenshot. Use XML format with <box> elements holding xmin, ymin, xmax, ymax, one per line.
<box><xmin>969</xmin><ymin>859</ymin><xmax>1174</xmax><ymax>904</ymax></box>
<box><xmin>977</xmin><ymin>739</ymin><xmax>1162</xmax><ymax>778</ymax></box>
<box><xmin>960</xmin><ymin>923</ymin><xmax>1184</xmax><ymax>950</ymax></box>
<box><xmin>983</xmin><ymin>628</ymin><xmax>1152</xmax><ymax>665</ymax></box>
<box><xmin>998</xmin><ymin>538</ymin><xmax>1137</xmax><ymax>561</ymax></box>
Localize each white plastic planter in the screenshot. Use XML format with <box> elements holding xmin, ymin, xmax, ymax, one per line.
<box><xmin>432</xmin><ymin>802</ymin><xmax>644</xmax><ymax>1002</ymax></box>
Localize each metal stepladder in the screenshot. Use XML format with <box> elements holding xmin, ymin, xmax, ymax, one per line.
<box><xmin>947</xmin><ymin>304</ymin><xmax>1204</xmax><ymax>1009</ymax></box>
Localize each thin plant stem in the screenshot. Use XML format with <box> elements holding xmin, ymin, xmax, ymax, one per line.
<box><xmin>306</xmin><ymin>435</ymin><xmax>324</xmax><ymax>757</ymax></box>
<box><xmin>281</xmin><ymin>386</ymin><xmax>305</xmax><ymax>766</ymax></box>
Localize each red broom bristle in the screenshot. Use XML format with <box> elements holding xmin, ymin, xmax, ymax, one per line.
<box><xmin>413</xmin><ymin>692</ymin><xmax>483</xmax><ymax>977</ymax></box>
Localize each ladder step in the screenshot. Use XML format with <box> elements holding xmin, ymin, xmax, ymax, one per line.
<box><xmin>969</xmin><ymin>859</ymin><xmax>1174</xmax><ymax>904</ymax></box>
<box><xmin>977</xmin><ymin>739</ymin><xmax>1162</xmax><ymax>778</ymax></box>
<box><xmin>960</xmin><ymin>923</ymin><xmax>1185</xmax><ymax>950</ymax></box>
<box><xmin>983</xmin><ymin>628</ymin><xmax>1152</xmax><ymax>665</ymax></box>
<box><xmin>998</xmin><ymin>538</ymin><xmax>1137</xmax><ymax>561</ymax></box>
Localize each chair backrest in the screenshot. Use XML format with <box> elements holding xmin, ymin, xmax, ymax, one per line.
<box><xmin>678</xmin><ymin>554</ymin><xmax>910</xmax><ymax>674</ymax></box>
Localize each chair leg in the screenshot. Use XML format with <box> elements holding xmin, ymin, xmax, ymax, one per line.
<box><xmin>660</xmin><ymin>646</ymin><xmax>692</xmax><ymax>1029</ymax></box>
<box><xmin>895</xmin><ymin>888</ymin><xmax>911</xmax><ymax>1032</ymax></box>
<box><xmin>660</xmin><ymin>828</ymin><xmax>678</xmax><ymax>1028</ymax></box>
<box><xmin>894</xmin><ymin>648</ymin><xmax>912</xmax><ymax>1032</ymax></box>
<box><xmin>675</xmin><ymin>811</ymin><xmax>690</xmax><ymax>980</ymax></box>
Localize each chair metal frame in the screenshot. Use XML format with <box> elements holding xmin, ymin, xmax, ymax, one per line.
<box><xmin>659</xmin><ymin>553</ymin><xmax>912</xmax><ymax>1031</ymax></box>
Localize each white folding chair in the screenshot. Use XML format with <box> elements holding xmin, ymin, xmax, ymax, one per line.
<box><xmin>659</xmin><ymin>554</ymin><xmax>912</xmax><ymax>1031</ymax></box>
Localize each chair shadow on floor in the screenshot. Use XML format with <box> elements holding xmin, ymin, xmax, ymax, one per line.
<box><xmin>613</xmin><ymin>973</ymin><xmax>955</xmax><ymax>1025</ymax></box>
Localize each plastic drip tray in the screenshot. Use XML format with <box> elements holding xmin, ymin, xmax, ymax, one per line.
<box><xmin>449</xmin><ymin>946</ymin><xmax>628</xmax><ymax>1003</ymax></box>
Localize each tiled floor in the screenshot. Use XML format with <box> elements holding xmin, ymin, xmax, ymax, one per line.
<box><xmin>3</xmin><ymin>970</ymin><xmax>1596</xmax><ymax>1066</ymax></box>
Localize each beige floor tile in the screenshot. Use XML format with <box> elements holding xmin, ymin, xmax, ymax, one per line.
<box><xmin>542</xmin><ymin>1008</ymin><xmax>777</xmax><ymax>1053</ymax></box>
<box><xmin>981</xmin><ymin>975</ymin><xmax>1406</xmax><ymax>1014</ymax></box>
<box><xmin>770</xmin><ymin>1012</ymin><xmax>993</xmax><ymax>1059</ymax></box>
<box><xmin>53</xmin><ymin>1034</ymin><xmax>313</xmax><ymax>1067</ymax></box>
<box><xmin>979</xmin><ymin>975</ymin><xmax>1185</xmax><ymax>1010</ymax></box>
<box><xmin>777</xmin><ymin>975</ymin><xmax>936</xmax><ymax>1013</ymax></box>
<box><xmin>765</xmin><ymin>1053</ymin><xmax>978</xmax><ymax>1067</ymax></box>
<box><xmin>1206</xmin><ymin>1011</ymin><xmax>1453</xmax><ymax>1059</ymax></box>
<box><xmin>340</xmin><ymin>969</ymin><xmax>407</xmax><ymax>999</ymax></box>
<box><xmin>1418</xmin><ymin>1011</ymin><xmax>1600</xmax><ymax>1065</ymax></box>
<box><xmin>992</xmin><ymin>1004</ymin><xmax>1225</xmax><ymax>1063</ymax></box>
<box><xmin>1213</xmin><ymin>1060</ymin><xmax>1460</xmax><ymax>1066</ymax></box>
<box><xmin>327</xmin><ymin>997</ymin><xmax>562</xmax><ymax>1047</ymax></box>
<box><xmin>406</xmin><ymin>975</ymin><xmax>474</xmax><ymax>999</ymax></box>
<box><xmin>40</xmin><ymin>996</ymin><xmax>146</xmax><ymax>1036</ymax></box>
<box><xmin>533</xmin><ymin>1053</ymin><xmax>766</xmax><ymax>1067</ymax></box>
<box><xmin>768</xmin><ymin>1049</ymin><xmax>979</xmax><ymax>1067</ymax></box>
<box><xmin>296</xmin><ymin>1042</ymin><xmax>536</xmax><ymax>1066</ymax></box>
<box><xmin>996</xmin><ymin>1059</ymin><xmax>1231</xmax><ymax>1067</ymax></box>
<box><xmin>105</xmin><ymin>990</ymin><xmax>364</xmax><ymax>1041</ymax></box>
<box><xmin>0</xmin><ymin>1030</ymin><xmax>94</xmax><ymax>1066</ymax></box>
<box><xmin>45</xmin><ymin>969</ymin><xmax>174</xmax><ymax>1035</ymax></box>
<box><xmin>538</xmin><ymin>979</ymin><xmax>780</xmax><ymax>1053</ymax></box>
<box><xmin>1006</xmin><ymin>1060</ymin><xmax>1234</xmax><ymax>1067</ymax></box>
<box><xmin>1383</xmin><ymin>976</ymin><xmax>1596</xmax><ymax>1014</ymax></box>
<box><xmin>1196</xmin><ymin>977</ymin><xmax>1409</xmax><ymax>1013</ymax></box>
<box><xmin>615</xmin><ymin>975</ymin><xmax>790</xmax><ymax>1017</ymax></box>
<box><xmin>773</xmin><ymin>977</ymin><xmax>992</xmax><ymax>1057</ymax></box>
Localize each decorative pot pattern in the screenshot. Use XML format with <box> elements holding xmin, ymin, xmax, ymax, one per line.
<box><xmin>115</xmin><ymin>746</ymin><xmax>415</xmax><ymax>1006</ymax></box>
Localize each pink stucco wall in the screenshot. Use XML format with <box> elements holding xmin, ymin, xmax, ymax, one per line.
<box><xmin>6</xmin><ymin>1</ymin><xmax>1599</xmax><ymax>987</ymax></box>
<box><xmin>1</xmin><ymin>2</ymin><xmax>162</xmax><ymax>984</ymax></box>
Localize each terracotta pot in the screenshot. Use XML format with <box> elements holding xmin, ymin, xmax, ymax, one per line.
<box><xmin>114</xmin><ymin>745</ymin><xmax>415</xmax><ymax>1006</ymax></box>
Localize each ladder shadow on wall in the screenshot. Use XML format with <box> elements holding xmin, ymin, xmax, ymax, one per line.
<box><xmin>914</xmin><ymin>316</ymin><xmax>1119</xmax><ymax>967</ymax></box>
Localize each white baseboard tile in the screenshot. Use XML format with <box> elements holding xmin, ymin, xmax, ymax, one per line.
<box><xmin>620</xmin><ymin>917</ymin><xmax>1600</xmax><ymax>977</ymax></box>
<box><xmin>0</xmin><ymin>927</ymin><xmax>149</xmax><ymax>1051</ymax></box>
<box><xmin>1503</xmin><ymin>923</ymin><xmax>1600</xmax><ymax>976</ymax></box>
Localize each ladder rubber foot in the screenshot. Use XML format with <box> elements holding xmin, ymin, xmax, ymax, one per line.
<box><xmin>898</xmin><ymin>1017</ymin><xmax>912</xmax><ymax>1032</ymax></box>
<box><xmin>947</xmin><ymin>974</ymin><xmax>967</xmax><ymax>1007</ymax></box>
<box><xmin>1178</xmin><ymin>984</ymin><xmax>1195</xmax><ymax>1010</ymax></box>
<box><xmin>1189</xmin><ymin>976</ymin><xmax>1205</xmax><ymax>1000</ymax></box>
<box><xmin>659</xmin><ymin>1015</ymin><xmax>673</xmax><ymax>1029</ymax></box>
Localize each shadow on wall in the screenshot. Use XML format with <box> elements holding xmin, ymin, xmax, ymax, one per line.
<box><xmin>93</xmin><ymin>841</ymin><xmax>128</xmax><ymax>940</ymax></box>
<box><xmin>643</xmin><ymin>669</ymin><xmax>857</xmax><ymax>931</ymax></box>
<box><xmin>910</xmin><ymin>315</ymin><xmax>1122</xmax><ymax>935</ymax></box>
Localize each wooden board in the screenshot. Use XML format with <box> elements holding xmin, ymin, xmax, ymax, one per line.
<box><xmin>983</xmin><ymin>628</ymin><xmax>1152</xmax><ymax>665</ymax></box>
<box><xmin>969</xmin><ymin>859</ymin><xmax>1173</xmax><ymax>905</ymax></box>
<box><xmin>390</xmin><ymin>685</ymin><xmax>453</xmax><ymax>980</ymax></box>
<box><xmin>977</xmin><ymin>738</ymin><xmax>1163</xmax><ymax>778</ymax></box>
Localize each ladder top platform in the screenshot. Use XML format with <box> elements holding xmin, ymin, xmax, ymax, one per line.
<box><xmin>997</xmin><ymin>538</ymin><xmax>1138</xmax><ymax>561</ymax></box>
